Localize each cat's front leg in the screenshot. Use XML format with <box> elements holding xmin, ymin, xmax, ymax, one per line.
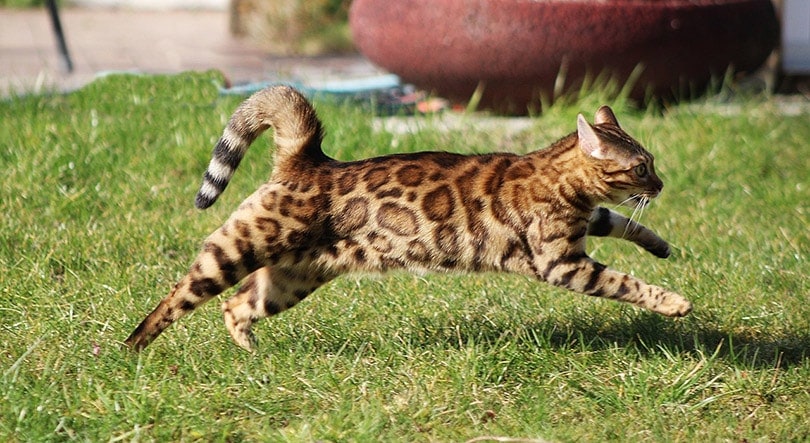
<box><xmin>587</xmin><ymin>207</ymin><xmax>671</xmax><ymax>258</ymax></box>
<box><xmin>539</xmin><ymin>253</ymin><xmax>692</xmax><ymax>317</ymax></box>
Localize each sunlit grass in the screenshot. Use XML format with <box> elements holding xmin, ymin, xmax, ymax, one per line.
<box><xmin>0</xmin><ymin>72</ymin><xmax>807</xmax><ymax>441</ymax></box>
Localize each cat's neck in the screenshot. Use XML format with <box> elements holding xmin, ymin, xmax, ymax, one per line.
<box><xmin>526</xmin><ymin>132</ymin><xmax>605</xmax><ymax>214</ymax></box>
<box><xmin>532</xmin><ymin>132</ymin><xmax>579</xmax><ymax>159</ymax></box>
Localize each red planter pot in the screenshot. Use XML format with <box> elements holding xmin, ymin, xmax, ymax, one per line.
<box><xmin>350</xmin><ymin>0</ymin><xmax>779</xmax><ymax>114</ymax></box>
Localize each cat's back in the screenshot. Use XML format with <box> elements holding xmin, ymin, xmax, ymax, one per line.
<box><xmin>320</xmin><ymin>150</ymin><xmax>508</xmax><ymax>197</ymax></box>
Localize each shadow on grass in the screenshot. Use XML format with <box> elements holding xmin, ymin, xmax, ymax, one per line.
<box><xmin>544</xmin><ymin>312</ymin><xmax>809</xmax><ymax>370</ymax></box>
<box><xmin>396</xmin><ymin>310</ymin><xmax>809</xmax><ymax>370</ymax></box>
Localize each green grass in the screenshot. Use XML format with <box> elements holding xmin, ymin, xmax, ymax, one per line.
<box><xmin>1</xmin><ymin>71</ymin><xmax>808</xmax><ymax>442</ymax></box>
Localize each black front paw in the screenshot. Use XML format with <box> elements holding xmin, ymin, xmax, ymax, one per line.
<box><xmin>646</xmin><ymin>243</ymin><xmax>671</xmax><ymax>259</ymax></box>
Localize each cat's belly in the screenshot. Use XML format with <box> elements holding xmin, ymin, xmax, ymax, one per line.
<box><xmin>310</xmin><ymin>225</ymin><xmax>530</xmax><ymax>277</ymax></box>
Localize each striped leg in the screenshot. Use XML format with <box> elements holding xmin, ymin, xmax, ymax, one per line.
<box><xmin>125</xmin><ymin>227</ymin><xmax>263</xmax><ymax>351</ymax></box>
<box><xmin>542</xmin><ymin>254</ymin><xmax>692</xmax><ymax>316</ymax></box>
<box><xmin>588</xmin><ymin>207</ymin><xmax>671</xmax><ymax>258</ymax></box>
<box><xmin>222</xmin><ymin>266</ymin><xmax>332</xmax><ymax>351</ymax></box>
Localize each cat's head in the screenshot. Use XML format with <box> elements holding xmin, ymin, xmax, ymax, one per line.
<box><xmin>577</xmin><ymin>106</ymin><xmax>664</xmax><ymax>207</ymax></box>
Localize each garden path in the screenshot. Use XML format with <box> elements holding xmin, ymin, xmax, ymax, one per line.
<box><xmin>0</xmin><ymin>6</ymin><xmax>380</xmax><ymax>96</ymax></box>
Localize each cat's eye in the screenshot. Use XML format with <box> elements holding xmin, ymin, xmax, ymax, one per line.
<box><xmin>634</xmin><ymin>164</ymin><xmax>648</xmax><ymax>177</ymax></box>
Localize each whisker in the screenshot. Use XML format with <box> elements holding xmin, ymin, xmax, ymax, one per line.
<box><xmin>614</xmin><ymin>195</ymin><xmax>652</xmax><ymax>239</ymax></box>
<box><xmin>624</xmin><ymin>204</ymin><xmax>638</xmax><ymax>238</ymax></box>
<box><xmin>623</xmin><ymin>195</ymin><xmax>649</xmax><ymax>238</ymax></box>
<box><xmin>632</xmin><ymin>197</ymin><xmax>648</xmax><ymax>234</ymax></box>
<box><xmin>616</xmin><ymin>196</ymin><xmax>636</xmax><ymax>207</ymax></box>
<box><xmin>620</xmin><ymin>198</ymin><xmax>638</xmax><ymax>239</ymax></box>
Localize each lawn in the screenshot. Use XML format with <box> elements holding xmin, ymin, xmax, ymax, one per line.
<box><xmin>0</xmin><ymin>71</ymin><xmax>807</xmax><ymax>442</ymax></box>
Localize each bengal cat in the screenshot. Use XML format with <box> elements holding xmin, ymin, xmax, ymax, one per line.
<box><xmin>125</xmin><ymin>86</ymin><xmax>691</xmax><ymax>351</ymax></box>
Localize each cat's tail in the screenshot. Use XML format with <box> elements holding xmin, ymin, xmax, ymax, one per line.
<box><xmin>195</xmin><ymin>85</ymin><xmax>324</xmax><ymax>209</ymax></box>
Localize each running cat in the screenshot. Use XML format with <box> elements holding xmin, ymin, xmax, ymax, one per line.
<box><xmin>125</xmin><ymin>86</ymin><xmax>691</xmax><ymax>351</ymax></box>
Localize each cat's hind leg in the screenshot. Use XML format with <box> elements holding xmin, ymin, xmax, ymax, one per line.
<box><xmin>222</xmin><ymin>265</ymin><xmax>332</xmax><ymax>351</ymax></box>
<box><xmin>124</xmin><ymin>223</ymin><xmax>265</xmax><ymax>351</ymax></box>
<box><xmin>587</xmin><ymin>207</ymin><xmax>671</xmax><ymax>258</ymax></box>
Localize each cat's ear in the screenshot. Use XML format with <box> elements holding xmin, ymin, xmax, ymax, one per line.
<box><xmin>577</xmin><ymin>114</ymin><xmax>607</xmax><ymax>159</ymax></box>
<box><xmin>594</xmin><ymin>105</ymin><xmax>620</xmax><ymax>127</ymax></box>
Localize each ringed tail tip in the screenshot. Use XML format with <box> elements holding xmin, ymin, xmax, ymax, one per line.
<box><xmin>195</xmin><ymin>192</ymin><xmax>216</xmax><ymax>209</ymax></box>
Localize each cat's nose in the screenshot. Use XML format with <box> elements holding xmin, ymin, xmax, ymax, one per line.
<box><xmin>652</xmin><ymin>176</ymin><xmax>664</xmax><ymax>194</ymax></box>
<box><xmin>647</xmin><ymin>183</ymin><xmax>663</xmax><ymax>199</ymax></box>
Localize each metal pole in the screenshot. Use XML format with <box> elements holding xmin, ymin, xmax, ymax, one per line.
<box><xmin>46</xmin><ymin>0</ymin><xmax>74</xmax><ymax>73</ymax></box>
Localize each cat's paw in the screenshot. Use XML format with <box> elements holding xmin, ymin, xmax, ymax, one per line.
<box><xmin>644</xmin><ymin>242</ymin><xmax>671</xmax><ymax>259</ymax></box>
<box><xmin>222</xmin><ymin>304</ymin><xmax>259</xmax><ymax>351</ymax></box>
<box><xmin>227</xmin><ymin>326</ymin><xmax>258</xmax><ymax>351</ymax></box>
<box><xmin>654</xmin><ymin>292</ymin><xmax>692</xmax><ymax>317</ymax></box>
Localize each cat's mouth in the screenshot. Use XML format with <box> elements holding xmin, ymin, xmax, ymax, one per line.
<box><xmin>627</xmin><ymin>194</ymin><xmax>655</xmax><ymax>208</ymax></box>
